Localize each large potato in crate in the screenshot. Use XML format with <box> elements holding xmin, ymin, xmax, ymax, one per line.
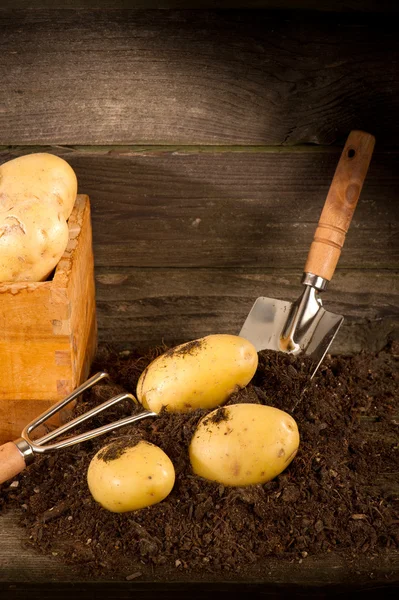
<box><xmin>0</xmin><ymin>153</ymin><xmax>78</xmax><ymax>283</ymax></box>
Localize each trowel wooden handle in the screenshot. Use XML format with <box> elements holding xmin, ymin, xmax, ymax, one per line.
<box><xmin>304</xmin><ymin>130</ymin><xmax>375</xmax><ymax>281</ymax></box>
<box><xmin>0</xmin><ymin>442</ymin><xmax>26</xmax><ymax>484</ymax></box>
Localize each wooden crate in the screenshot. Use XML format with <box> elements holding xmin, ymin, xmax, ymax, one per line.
<box><xmin>0</xmin><ymin>195</ymin><xmax>97</xmax><ymax>444</ymax></box>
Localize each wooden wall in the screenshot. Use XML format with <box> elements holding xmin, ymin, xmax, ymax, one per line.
<box><xmin>0</xmin><ymin>8</ymin><xmax>398</xmax><ymax>352</ymax></box>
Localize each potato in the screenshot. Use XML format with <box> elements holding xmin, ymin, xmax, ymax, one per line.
<box><xmin>0</xmin><ymin>153</ymin><xmax>77</xmax><ymax>282</ymax></box>
<box><xmin>189</xmin><ymin>404</ymin><xmax>299</xmax><ymax>487</ymax></box>
<box><xmin>137</xmin><ymin>334</ymin><xmax>258</xmax><ymax>413</ymax></box>
<box><xmin>87</xmin><ymin>440</ymin><xmax>175</xmax><ymax>513</ymax></box>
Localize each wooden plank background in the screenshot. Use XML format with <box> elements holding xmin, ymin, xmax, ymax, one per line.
<box><xmin>0</xmin><ymin>9</ymin><xmax>397</xmax><ymax>351</ymax></box>
<box><xmin>2</xmin><ymin>147</ymin><xmax>397</xmax><ymax>269</ymax></box>
<box><xmin>1</xmin><ymin>146</ymin><xmax>397</xmax><ymax>352</ymax></box>
<box><xmin>0</xmin><ymin>10</ymin><xmax>398</xmax><ymax>145</ymax></box>
<box><xmin>5</xmin><ymin>2</ymin><xmax>399</xmax><ymax>11</ymax></box>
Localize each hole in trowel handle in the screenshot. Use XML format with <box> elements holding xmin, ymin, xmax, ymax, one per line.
<box><xmin>347</xmin><ymin>148</ymin><xmax>356</xmax><ymax>158</ymax></box>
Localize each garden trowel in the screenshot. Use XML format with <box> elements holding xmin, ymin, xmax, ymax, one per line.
<box><xmin>239</xmin><ymin>130</ymin><xmax>375</xmax><ymax>378</ymax></box>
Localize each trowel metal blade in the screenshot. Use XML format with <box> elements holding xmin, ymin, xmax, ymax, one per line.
<box><xmin>239</xmin><ymin>297</ymin><xmax>343</xmax><ymax>378</ymax></box>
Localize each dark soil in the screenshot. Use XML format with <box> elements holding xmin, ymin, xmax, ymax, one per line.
<box><xmin>1</xmin><ymin>343</ymin><xmax>398</xmax><ymax>581</ymax></box>
<box><xmin>164</xmin><ymin>339</ymin><xmax>204</xmax><ymax>358</ymax></box>
<box><xmin>96</xmin><ymin>433</ymin><xmax>143</xmax><ymax>463</ymax></box>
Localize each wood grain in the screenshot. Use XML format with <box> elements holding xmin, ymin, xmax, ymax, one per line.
<box><xmin>0</xmin><ymin>443</ymin><xmax>25</xmax><ymax>486</ymax></box>
<box><xmin>0</xmin><ymin>10</ymin><xmax>398</xmax><ymax>145</ymax></box>
<box><xmin>5</xmin><ymin>1</ymin><xmax>399</xmax><ymax>11</ymax></box>
<box><xmin>0</xmin><ymin>147</ymin><xmax>396</xmax><ymax>353</ymax></box>
<box><xmin>305</xmin><ymin>131</ymin><xmax>375</xmax><ymax>280</ymax></box>
<box><xmin>93</xmin><ymin>267</ymin><xmax>399</xmax><ymax>353</ymax></box>
<box><xmin>1</xmin><ymin>148</ymin><xmax>397</xmax><ymax>270</ymax></box>
<box><xmin>0</xmin><ymin>582</ymin><xmax>398</xmax><ymax>600</ymax></box>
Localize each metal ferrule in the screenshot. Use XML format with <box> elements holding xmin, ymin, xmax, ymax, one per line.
<box><xmin>280</xmin><ymin>285</ymin><xmax>323</xmax><ymax>354</ymax></box>
<box><xmin>14</xmin><ymin>437</ymin><xmax>35</xmax><ymax>466</ymax></box>
<box><xmin>301</xmin><ymin>272</ymin><xmax>329</xmax><ymax>291</ymax></box>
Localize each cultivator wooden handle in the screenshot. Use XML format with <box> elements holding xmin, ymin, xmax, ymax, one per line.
<box><xmin>304</xmin><ymin>130</ymin><xmax>375</xmax><ymax>282</ymax></box>
<box><xmin>0</xmin><ymin>442</ymin><xmax>26</xmax><ymax>484</ymax></box>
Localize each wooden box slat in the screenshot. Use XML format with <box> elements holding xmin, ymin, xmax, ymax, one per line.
<box><xmin>1</xmin><ymin>147</ymin><xmax>396</xmax><ymax>356</ymax></box>
<box><xmin>0</xmin><ymin>10</ymin><xmax>398</xmax><ymax>145</ymax></box>
<box><xmin>94</xmin><ymin>267</ymin><xmax>399</xmax><ymax>353</ymax></box>
<box><xmin>1</xmin><ymin>148</ymin><xmax>397</xmax><ymax>270</ymax></box>
<box><xmin>5</xmin><ymin>1</ymin><xmax>399</xmax><ymax>11</ymax></box>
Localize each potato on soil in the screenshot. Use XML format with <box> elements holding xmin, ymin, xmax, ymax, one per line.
<box><xmin>189</xmin><ymin>403</ymin><xmax>300</xmax><ymax>487</ymax></box>
<box><xmin>137</xmin><ymin>334</ymin><xmax>258</xmax><ymax>413</ymax></box>
<box><xmin>87</xmin><ymin>440</ymin><xmax>175</xmax><ymax>513</ymax></box>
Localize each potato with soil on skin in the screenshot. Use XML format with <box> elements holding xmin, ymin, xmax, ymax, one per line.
<box><xmin>0</xmin><ymin>153</ymin><xmax>77</xmax><ymax>283</ymax></box>
<box><xmin>189</xmin><ymin>404</ymin><xmax>300</xmax><ymax>487</ymax></box>
<box><xmin>137</xmin><ymin>334</ymin><xmax>258</xmax><ymax>413</ymax></box>
<box><xmin>87</xmin><ymin>440</ymin><xmax>175</xmax><ymax>513</ymax></box>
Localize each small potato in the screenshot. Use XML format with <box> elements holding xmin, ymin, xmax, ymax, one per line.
<box><xmin>87</xmin><ymin>440</ymin><xmax>175</xmax><ymax>513</ymax></box>
<box><xmin>137</xmin><ymin>334</ymin><xmax>258</xmax><ymax>414</ymax></box>
<box><xmin>189</xmin><ymin>404</ymin><xmax>299</xmax><ymax>487</ymax></box>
